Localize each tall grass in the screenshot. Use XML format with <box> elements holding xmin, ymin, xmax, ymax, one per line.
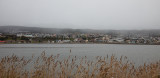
<box><xmin>0</xmin><ymin>52</ymin><xmax>159</xmax><ymax>78</ymax></box>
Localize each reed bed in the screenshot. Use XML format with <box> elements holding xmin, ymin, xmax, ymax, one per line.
<box><xmin>0</xmin><ymin>52</ymin><xmax>159</xmax><ymax>78</ymax></box>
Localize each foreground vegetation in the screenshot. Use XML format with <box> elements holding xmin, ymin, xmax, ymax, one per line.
<box><xmin>0</xmin><ymin>52</ymin><xmax>159</xmax><ymax>78</ymax></box>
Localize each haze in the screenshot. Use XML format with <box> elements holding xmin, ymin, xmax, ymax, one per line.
<box><xmin>0</xmin><ymin>0</ymin><xmax>160</xmax><ymax>30</ymax></box>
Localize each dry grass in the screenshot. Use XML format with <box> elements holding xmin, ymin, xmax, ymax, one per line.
<box><xmin>0</xmin><ymin>52</ymin><xmax>159</xmax><ymax>78</ymax></box>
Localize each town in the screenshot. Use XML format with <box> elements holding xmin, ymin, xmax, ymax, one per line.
<box><xmin>0</xmin><ymin>31</ymin><xmax>160</xmax><ymax>44</ymax></box>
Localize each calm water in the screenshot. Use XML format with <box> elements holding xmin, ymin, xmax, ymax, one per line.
<box><xmin>0</xmin><ymin>44</ymin><xmax>160</xmax><ymax>65</ymax></box>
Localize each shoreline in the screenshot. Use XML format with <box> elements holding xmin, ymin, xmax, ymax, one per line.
<box><xmin>1</xmin><ymin>43</ymin><xmax>160</xmax><ymax>45</ymax></box>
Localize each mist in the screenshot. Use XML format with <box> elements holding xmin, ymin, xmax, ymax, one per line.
<box><xmin>0</xmin><ymin>0</ymin><xmax>160</xmax><ymax>29</ymax></box>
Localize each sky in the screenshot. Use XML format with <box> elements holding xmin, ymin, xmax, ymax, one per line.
<box><xmin>0</xmin><ymin>0</ymin><xmax>160</xmax><ymax>30</ymax></box>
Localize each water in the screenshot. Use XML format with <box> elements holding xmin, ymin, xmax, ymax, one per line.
<box><xmin>0</xmin><ymin>44</ymin><xmax>160</xmax><ymax>65</ymax></box>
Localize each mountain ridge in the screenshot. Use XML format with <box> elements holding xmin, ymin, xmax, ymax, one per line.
<box><xmin>0</xmin><ymin>26</ymin><xmax>160</xmax><ymax>36</ymax></box>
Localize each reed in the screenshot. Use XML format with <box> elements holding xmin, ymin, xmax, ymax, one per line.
<box><xmin>0</xmin><ymin>52</ymin><xmax>159</xmax><ymax>78</ymax></box>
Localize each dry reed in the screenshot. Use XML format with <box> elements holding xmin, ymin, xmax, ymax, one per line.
<box><xmin>0</xmin><ymin>52</ymin><xmax>159</xmax><ymax>78</ymax></box>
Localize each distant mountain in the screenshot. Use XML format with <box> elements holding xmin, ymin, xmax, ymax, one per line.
<box><xmin>0</xmin><ymin>26</ymin><xmax>63</xmax><ymax>34</ymax></box>
<box><xmin>0</xmin><ymin>26</ymin><xmax>111</xmax><ymax>34</ymax></box>
<box><xmin>0</xmin><ymin>26</ymin><xmax>160</xmax><ymax>36</ymax></box>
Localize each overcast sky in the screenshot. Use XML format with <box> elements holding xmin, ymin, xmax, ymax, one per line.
<box><xmin>0</xmin><ymin>0</ymin><xmax>160</xmax><ymax>29</ymax></box>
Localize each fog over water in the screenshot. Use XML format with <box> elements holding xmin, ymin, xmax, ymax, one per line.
<box><xmin>0</xmin><ymin>0</ymin><xmax>160</xmax><ymax>29</ymax></box>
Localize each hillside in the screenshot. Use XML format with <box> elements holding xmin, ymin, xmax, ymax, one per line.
<box><xmin>0</xmin><ymin>26</ymin><xmax>160</xmax><ymax>36</ymax></box>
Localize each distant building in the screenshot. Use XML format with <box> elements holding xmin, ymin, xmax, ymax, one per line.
<box><xmin>63</xmin><ymin>40</ymin><xmax>71</xmax><ymax>43</ymax></box>
<box><xmin>109</xmin><ymin>38</ymin><xmax>124</xmax><ymax>43</ymax></box>
<box><xmin>130</xmin><ymin>38</ymin><xmax>138</xmax><ymax>44</ymax></box>
<box><xmin>17</xmin><ymin>33</ymin><xmax>34</xmax><ymax>38</ymax></box>
<box><xmin>24</xmin><ymin>34</ymin><xmax>34</xmax><ymax>37</ymax></box>
<box><xmin>74</xmin><ymin>38</ymin><xmax>78</xmax><ymax>42</ymax></box>
<box><xmin>16</xmin><ymin>33</ymin><xmax>23</xmax><ymax>37</ymax></box>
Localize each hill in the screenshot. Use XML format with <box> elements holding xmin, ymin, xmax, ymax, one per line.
<box><xmin>0</xmin><ymin>26</ymin><xmax>160</xmax><ymax>36</ymax></box>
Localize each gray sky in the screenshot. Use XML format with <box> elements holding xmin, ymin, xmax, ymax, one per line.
<box><xmin>0</xmin><ymin>0</ymin><xmax>160</xmax><ymax>29</ymax></box>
